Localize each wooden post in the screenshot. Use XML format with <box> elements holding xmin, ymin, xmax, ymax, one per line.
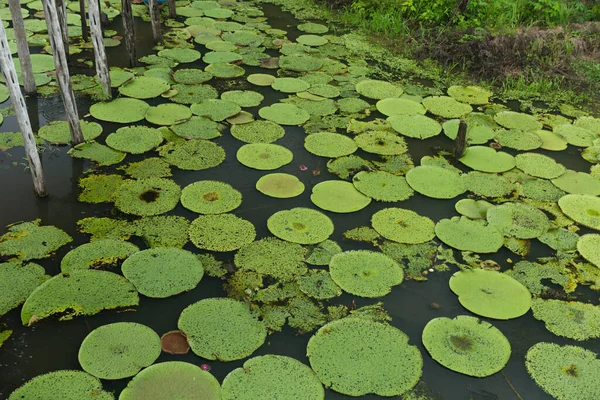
<box><xmin>55</xmin><ymin>0</ymin><xmax>69</xmax><ymax>55</ymax></box>
<box><xmin>87</xmin><ymin>0</ymin><xmax>111</xmax><ymax>99</ymax></box>
<box><xmin>121</xmin><ymin>0</ymin><xmax>136</xmax><ymax>67</ymax></box>
<box><xmin>454</xmin><ymin>119</ymin><xmax>468</xmax><ymax>159</ymax></box>
<box><xmin>8</xmin><ymin>0</ymin><xmax>36</xmax><ymax>94</ymax></box>
<box><xmin>79</xmin><ymin>0</ymin><xmax>88</xmax><ymax>41</ymax></box>
<box><xmin>167</xmin><ymin>0</ymin><xmax>176</xmax><ymax>18</ymax></box>
<box><xmin>43</xmin><ymin>0</ymin><xmax>84</xmax><ymax>144</ymax></box>
<box><xmin>0</xmin><ymin>18</ymin><xmax>47</xmax><ymax>197</ymax></box>
<box><xmin>148</xmin><ymin>0</ymin><xmax>162</xmax><ymax>43</ymax></box>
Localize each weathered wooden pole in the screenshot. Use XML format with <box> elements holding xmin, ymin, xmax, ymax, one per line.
<box><xmin>167</xmin><ymin>0</ymin><xmax>176</xmax><ymax>18</ymax></box>
<box><xmin>87</xmin><ymin>0</ymin><xmax>111</xmax><ymax>99</ymax></box>
<box><xmin>43</xmin><ymin>0</ymin><xmax>84</xmax><ymax>144</ymax></box>
<box><xmin>121</xmin><ymin>0</ymin><xmax>137</xmax><ymax>67</ymax></box>
<box><xmin>0</xmin><ymin>18</ymin><xmax>47</xmax><ymax>197</ymax></box>
<box><xmin>8</xmin><ymin>0</ymin><xmax>36</xmax><ymax>94</ymax></box>
<box><xmin>454</xmin><ymin>119</ymin><xmax>468</xmax><ymax>159</ymax></box>
<box><xmin>79</xmin><ymin>0</ymin><xmax>88</xmax><ymax>41</ymax></box>
<box><xmin>148</xmin><ymin>0</ymin><xmax>162</xmax><ymax>43</ymax></box>
<box><xmin>55</xmin><ymin>0</ymin><xmax>69</xmax><ymax>55</ymax></box>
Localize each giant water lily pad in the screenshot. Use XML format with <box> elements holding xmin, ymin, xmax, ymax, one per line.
<box><xmin>422</xmin><ymin>96</ymin><xmax>472</xmax><ymax>118</ymax></box>
<box><xmin>267</xmin><ymin>208</ymin><xmax>334</xmax><ymax>245</ymax></box>
<box><xmin>106</xmin><ymin>126</ymin><xmax>163</xmax><ymax>154</ymax></box>
<box><xmin>38</xmin><ymin>120</ymin><xmax>102</xmax><ymax>144</ymax></box>
<box><xmin>68</xmin><ymin>142</ymin><xmax>126</xmax><ymax>166</ymax></box>
<box><xmin>118</xmin><ymin>77</ymin><xmax>170</xmax><ymax>99</ymax></box>
<box><xmin>79</xmin><ymin>322</ymin><xmax>161</xmax><ymax>380</ymax></box>
<box><xmin>231</xmin><ymin>120</ymin><xmax>285</xmax><ymax>143</ymax></box>
<box><xmin>8</xmin><ymin>370</ymin><xmax>113</xmax><ymax>400</ymax></box>
<box><xmin>462</xmin><ymin>171</ymin><xmax>513</xmax><ymax>197</ymax></box>
<box><xmin>422</xmin><ymin>315</ymin><xmax>510</xmax><ymax>377</ymax></box>
<box><xmin>487</xmin><ymin>202</ymin><xmax>550</xmax><ymax>239</ymax></box>
<box><xmin>494</xmin><ymin>129</ymin><xmax>543</xmax><ymax>151</ymax></box>
<box><xmin>21</xmin><ymin>270</ymin><xmax>139</xmax><ymax>325</ymax></box>
<box><xmin>114</xmin><ymin>178</ymin><xmax>181</xmax><ymax>217</ymax></box>
<box><xmin>435</xmin><ymin>217</ymin><xmax>504</xmax><ymax>253</ymax></box>
<box><xmin>171</xmin><ymin>116</ymin><xmax>220</xmax><ymax>140</ymax></box>
<box><xmin>329</xmin><ymin>250</ymin><xmax>403</xmax><ymax>297</ymax></box>
<box><xmin>158</xmin><ymin>48</ymin><xmax>201</xmax><ymax>63</ymax></box>
<box><xmin>0</xmin><ymin>261</ymin><xmax>49</xmax><ymax>317</ymax></box>
<box><xmin>454</xmin><ymin>199</ymin><xmax>494</xmax><ymax>220</ymax></box>
<box><xmin>189</xmin><ymin>214</ymin><xmax>256</xmax><ymax>252</ymax></box>
<box><xmin>236</xmin><ymin>143</ymin><xmax>293</xmax><ymax>170</ymax></box>
<box><xmin>376</xmin><ymin>98</ymin><xmax>426</xmax><ymax>117</ymax></box>
<box><xmin>180</xmin><ymin>181</ymin><xmax>242</xmax><ymax>214</ymax></box>
<box><xmin>122</xmin><ymin>248</ymin><xmax>204</xmax><ymax>298</ymax></box>
<box><xmin>279</xmin><ymin>54</ymin><xmax>323</xmax><ymax>72</ymax></box>
<box><xmin>191</xmin><ymin>99</ymin><xmax>241</xmax><ymax>121</ymax></box>
<box><xmin>304</xmin><ymin>132</ymin><xmax>357</xmax><ymax>158</ymax></box>
<box><xmin>442</xmin><ymin>118</ymin><xmax>496</xmax><ymax>144</ymax></box>
<box><xmin>354</xmin><ymin>131</ymin><xmax>407</xmax><ymax>155</ymax></box>
<box><xmin>558</xmin><ymin>194</ymin><xmax>600</xmax><ymax>230</ymax></box>
<box><xmin>203</xmin><ymin>51</ymin><xmax>242</xmax><ymax>64</ymax></box>
<box><xmin>355</xmin><ymin>79</ymin><xmax>403</xmax><ymax>100</ymax></box>
<box><xmin>298</xmin><ymin>269</ymin><xmax>342</xmax><ymax>298</ymax></box>
<box><xmin>406</xmin><ymin>165</ymin><xmax>466</xmax><ymax>199</ymax></box>
<box><xmin>525</xmin><ymin>343</ymin><xmax>600</xmax><ymax>400</ymax></box>
<box><xmin>447</xmin><ymin>85</ymin><xmax>492</xmax><ymax>105</ymax></box>
<box><xmin>0</xmin><ymin>220</ymin><xmax>72</xmax><ymax>261</ymax></box>
<box><xmin>554</xmin><ymin>123</ymin><xmax>596</xmax><ymax>147</ymax></box>
<box><xmin>61</xmin><ymin>240</ymin><xmax>139</xmax><ymax>272</ymax></box>
<box><xmin>515</xmin><ymin>152</ymin><xmax>566</xmax><ymax>179</ymax></box>
<box><xmin>494</xmin><ymin>111</ymin><xmax>542</xmax><ymax>131</ymax></box>
<box><xmin>258</xmin><ymin>103</ymin><xmax>310</xmax><ymax>125</ymax></box>
<box><xmin>353</xmin><ymin>171</ymin><xmax>414</xmax><ymax>202</ymax></box>
<box><xmin>307</xmin><ymin>318</ymin><xmax>422</xmax><ymax>396</ymax></box>
<box><xmin>146</xmin><ymin>104</ymin><xmax>192</xmax><ymax>126</ymax></box>
<box><xmin>371</xmin><ymin>208</ymin><xmax>435</xmax><ymax>244</ymax></box>
<box><xmin>311</xmin><ymin>181</ymin><xmax>371</xmax><ymax>213</ymax></box>
<box><xmin>205</xmin><ymin>62</ymin><xmax>246</xmax><ymax>78</ymax></box>
<box><xmin>221</xmin><ymin>355</ymin><xmax>324</xmax><ymax>400</ymax></box>
<box><xmin>577</xmin><ymin>234</ymin><xmax>600</xmax><ymax>267</ymax></box>
<box><xmin>90</xmin><ymin>98</ymin><xmax>149</xmax><ymax>123</ymax></box>
<box><xmin>234</xmin><ymin>237</ymin><xmax>307</xmax><ymax>281</ymax></box>
<box><xmin>531</xmin><ymin>298</ymin><xmax>600</xmax><ymax>341</ymax></box>
<box><xmin>449</xmin><ymin>269</ymin><xmax>531</xmax><ymax>320</ymax></box>
<box><xmin>120</xmin><ymin>158</ymin><xmax>172</xmax><ymax>179</ymax></box>
<box><xmin>159</xmin><ymin>140</ymin><xmax>225</xmax><ymax>170</ymax></box>
<box><xmin>78</xmin><ymin>174</ymin><xmax>126</xmax><ymax>204</ymax></box>
<box><xmin>170</xmin><ymin>83</ymin><xmax>218</xmax><ymax>104</ymax></box>
<box><xmin>173</xmin><ymin>68</ymin><xmax>213</xmax><ymax>84</ymax></box>
<box><xmin>119</xmin><ymin>362</ymin><xmax>221</xmax><ymax>400</ymax></box>
<box><xmin>459</xmin><ymin>146</ymin><xmax>516</xmax><ymax>173</ymax></box>
<box><xmin>221</xmin><ymin>90</ymin><xmax>264</xmax><ymax>107</ymax></box>
<box><xmin>271</xmin><ymin>77</ymin><xmax>311</xmax><ymax>93</ymax></box>
<box><xmin>535</xmin><ymin>129</ymin><xmax>569</xmax><ymax>151</ymax></box>
<box><xmin>178</xmin><ymin>298</ymin><xmax>266</xmax><ymax>361</ymax></box>
<box><xmin>256</xmin><ymin>173</ymin><xmax>305</xmax><ymax>198</ymax></box>
<box><xmin>552</xmin><ymin>170</ymin><xmax>600</xmax><ymax>195</ymax></box>
<box><xmin>388</xmin><ymin>114</ymin><xmax>442</xmax><ymax>140</ymax></box>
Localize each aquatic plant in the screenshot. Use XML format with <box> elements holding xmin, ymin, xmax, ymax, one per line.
<box><xmin>494</xmin><ymin>111</ymin><xmax>542</xmax><ymax>131</ymax></box>
<box><xmin>459</xmin><ymin>146</ymin><xmax>515</xmax><ymax>173</ymax></box>
<box><xmin>267</xmin><ymin>207</ymin><xmax>334</xmax><ymax>244</ymax></box>
<box><xmin>447</xmin><ymin>85</ymin><xmax>492</xmax><ymax>105</ymax></box>
<box><xmin>577</xmin><ymin>234</ymin><xmax>600</xmax><ymax>268</ymax></box>
<box><xmin>0</xmin><ymin>261</ymin><xmax>48</xmax><ymax>317</ymax></box>
<box><xmin>422</xmin><ymin>96</ymin><xmax>472</xmax><ymax>118</ymax></box>
<box><xmin>145</xmin><ymin>103</ymin><xmax>193</xmax><ymax>126</ymax></box>
<box><xmin>553</xmin><ymin>124</ymin><xmax>596</xmax><ymax>147</ymax></box>
<box><xmin>256</xmin><ymin>173</ymin><xmax>305</xmax><ymax>198</ymax></box>
<box><xmin>355</xmin><ymin>79</ymin><xmax>403</xmax><ymax>99</ymax></box>
<box><xmin>388</xmin><ymin>114</ymin><xmax>442</xmax><ymax>140</ymax></box>
<box><xmin>231</xmin><ymin>120</ymin><xmax>285</xmax><ymax>143</ymax></box>
<box><xmin>118</xmin><ymin>77</ymin><xmax>170</xmax><ymax>99</ymax></box>
<box><xmin>106</xmin><ymin>126</ymin><xmax>164</xmax><ymax>154</ymax></box>
<box><xmin>352</xmin><ymin>171</ymin><xmax>414</xmax><ymax>202</ymax></box>
<box><xmin>170</xmin><ymin>83</ymin><xmax>218</xmax><ymax>104</ymax></box>
<box><xmin>515</xmin><ymin>152</ymin><xmax>566</xmax><ymax>179</ymax></box>
<box><xmin>487</xmin><ymin>202</ymin><xmax>550</xmax><ymax>239</ymax></box>
<box><xmin>158</xmin><ymin>139</ymin><xmax>226</xmax><ymax>170</ymax></box>
<box><xmin>454</xmin><ymin>199</ymin><xmax>494</xmax><ymax>220</ymax></box>
<box><xmin>311</xmin><ymin>180</ymin><xmax>372</xmax><ymax>213</ymax></box>
<box><xmin>38</xmin><ymin>120</ymin><xmax>102</xmax><ymax>144</ymax></box>
<box><xmin>371</xmin><ymin>207</ymin><xmax>435</xmax><ymax>244</ymax></box>
<box><xmin>234</xmin><ymin>237</ymin><xmax>307</xmax><ymax>281</ymax></box>
<box><xmin>236</xmin><ymin>143</ymin><xmax>293</xmax><ymax>170</ymax></box>
<box><xmin>406</xmin><ymin>165</ymin><xmax>466</xmax><ymax>199</ymax></box>
<box><xmin>552</xmin><ymin>170</ymin><xmax>600</xmax><ymax>196</ymax></box>
<box><xmin>90</xmin><ymin>98</ymin><xmax>149</xmax><ymax>123</ymax></box>
<box><xmin>304</xmin><ymin>132</ymin><xmax>357</xmax><ymax>158</ymax></box>
<box><xmin>531</xmin><ymin>298</ymin><xmax>600</xmax><ymax>341</ymax></box>
<box><xmin>190</xmin><ymin>99</ymin><xmax>241</xmax><ymax>121</ymax></box>
<box><xmin>113</xmin><ymin>178</ymin><xmax>180</xmax><ymax>217</ymax></box>
<box><xmin>160</xmin><ymin>330</ymin><xmax>190</xmax><ymax>355</ymax></box>
<box><xmin>119</xmin><ymin>158</ymin><xmax>172</xmax><ymax>179</ymax></box>
<box><xmin>61</xmin><ymin>240</ymin><xmax>139</xmax><ymax>272</ymax></box>
<box><xmin>68</xmin><ymin>141</ymin><xmax>126</xmax><ymax>166</ymax></box>
<box><xmin>189</xmin><ymin>214</ymin><xmax>256</xmax><ymax>252</ymax></box>
<box><xmin>258</xmin><ymin>103</ymin><xmax>311</xmax><ymax>125</ymax></box>
<box><xmin>78</xmin><ymin>174</ymin><xmax>127</xmax><ymax>204</ymax></box>
<box><xmin>221</xmin><ymin>90</ymin><xmax>264</xmax><ymax>107</ymax></box>
<box><xmin>0</xmin><ymin>220</ymin><xmax>72</xmax><ymax>261</ymax></box>
<box><xmin>8</xmin><ymin>370</ymin><xmax>113</xmax><ymax>400</ymax></box>
<box><xmin>180</xmin><ymin>181</ymin><xmax>242</xmax><ymax>214</ymax></box>
<box><xmin>558</xmin><ymin>194</ymin><xmax>600</xmax><ymax>230</ymax></box>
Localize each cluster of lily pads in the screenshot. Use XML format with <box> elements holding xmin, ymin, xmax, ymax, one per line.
<box><xmin>2</xmin><ymin>0</ymin><xmax>600</xmax><ymax>398</ymax></box>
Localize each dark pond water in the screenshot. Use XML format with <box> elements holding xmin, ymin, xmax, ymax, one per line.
<box><xmin>1</xmin><ymin>3</ymin><xmax>599</xmax><ymax>400</ymax></box>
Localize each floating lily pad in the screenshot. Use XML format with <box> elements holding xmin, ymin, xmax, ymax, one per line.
<box><xmin>0</xmin><ymin>220</ymin><xmax>72</xmax><ymax>261</ymax></box>
<box><xmin>172</xmin><ymin>68</ymin><xmax>213</xmax><ymax>84</ymax></box>
<box><xmin>297</xmin><ymin>34</ymin><xmax>328</xmax><ymax>46</ymax></box>
<box><xmin>191</xmin><ymin>99</ymin><xmax>241</xmax><ymax>121</ymax></box>
<box><xmin>531</xmin><ymin>298</ymin><xmax>600</xmax><ymax>341</ymax></box>
<box><xmin>376</xmin><ymin>98</ymin><xmax>426</xmax><ymax>117</ymax></box>
<box><xmin>271</xmin><ymin>77</ymin><xmax>311</xmax><ymax>93</ymax></box>
<box><xmin>338</xmin><ymin>97</ymin><xmax>370</xmax><ymax>114</ymax></box>
<box><xmin>203</xmin><ymin>51</ymin><xmax>242</xmax><ymax>64</ymax></box>
<box><xmin>297</xmin><ymin>22</ymin><xmax>328</xmax><ymax>34</ymax></box>
<box><xmin>21</xmin><ymin>270</ymin><xmax>139</xmax><ymax>325</ymax></box>
<box><xmin>422</xmin><ymin>96</ymin><xmax>472</xmax><ymax>118</ymax></box>
<box><xmin>114</xmin><ymin>178</ymin><xmax>180</xmax><ymax>217</ymax></box>
<box><xmin>267</xmin><ymin>208</ymin><xmax>334</xmax><ymax>245</ymax></box>
<box><xmin>189</xmin><ymin>214</ymin><xmax>256</xmax><ymax>252</ymax></box>
<box><xmin>61</xmin><ymin>240</ymin><xmax>139</xmax><ymax>272</ymax></box>
<box><xmin>178</xmin><ymin>298</ymin><xmax>266</xmax><ymax>361</ymax></box>
<box><xmin>494</xmin><ymin>129</ymin><xmax>543</xmax><ymax>151</ymax></box>
<box><xmin>515</xmin><ymin>153</ymin><xmax>566</xmax><ymax>179</ymax></box>
<box><xmin>160</xmin><ymin>330</ymin><xmax>190</xmax><ymax>355</ymax></box>
<box><xmin>170</xmin><ymin>83</ymin><xmax>218</xmax><ymax>104</ymax></box>
<box><xmin>455</xmin><ymin>199</ymin><xmax>494</xmax><ymax>219</ymax></box>
<box><xmin>38</xmin><ymin>120</ymin><xmax>102</xmax><ymax>144</ymax></box>
<box><xmin>352</xmin><ymin>171</ymin><xmax>414</xmax><ymax>202</ymax></box>
<box><xmin>535</xmin><ymin>129</ymin><xmax>569</xmax><ymax>151</ymax></box>
<box><xmin>8</xmin><ymin>370</ymin><xmax>113</xmax><ymax>400</ymax></box>
<box><xmin>227</xmin><ymin>111</ymin><xmax>254</xmax><ymax>125</ymax></box>
<box><xmin>79</xmin><ymin>322</ymin><xmax>161</xmax><ymax>380</ymax></box>
<box><xmin>171</xmin><ymin>116</ymin><xmax>220</xmax><ymax>140</ymax></box>
<box><xmin>68</xmin><ymin>142</ymin><xmax>126</xmax><ymax>166</ymax></box>
<box><xmin>558</xmin><ymin>194</ymin><xmax>600</xmax><ymax>230</ymax></box>
<box><xmin>538</xmin><ymin>227</ymin><xmax>579</xmax><ymax>252</ymax></box>
<box><xmin>308</xmin><ymin>84</ymin><xmax>340</xmax><ymax>98</ymax></box>
<box><xmin>487</xmin><ymin>202</ymin><xmax>549</xmax><ymax>239</ymax></box>
<box><xmin>158</xmin><ymin>48</ymin><xmax>201</xmax><ymax>63</ymax></box>
<box><xmin>311</xmin><ymin>181</ymin><xmax>371</xmax><ymax>213</ymax></box>
<box><xmin>494</xmin><ymin>111</ymin><xmax>542</xmax><ymax>131</ymax></box>
<box><xmin>0</xmin><ymin>132</ymin><xmax>25</xmax><ymax>150</ymax></box>
<box><xmin>459</xmin><ymin>146</ymin><xmax>516</xmax><ymax>173</ymax></box>
<box><xmin>222</xmin><ymin>355</ymin><xmax>324</xmax><ymax>400</ymax></box>
<box><xmin>327</xmin><ymin>155</ymin><xmax>374</xmax><ymax>179</ymax></box>
<box><xmin>577</xmin><ymin>234</ymin><xmax>600</xmax><ymax>267</ymax></box>
<box><xmin>279</xmin><ymin>54</ymin><xmax>323</xmax><ymax>72</ymax></box>
<box><xmin>234</xmin><ymin>237</ymin><xmax>307</xmax><ymax>281</ymax></box>
<box><xmin>90</xmin><ymin>98</ymin><xmax>149</xmax><ymax>123</ymax></box>
<box><xmin>422</xmin><ymin>315</ymin><xmax>510</xmax><ymax>377</ymax></box>
<box><xmin>145</xmin><ymin>103</ymin><xmax>192</xmax><ymax>126</ymax></box>
<box><xmin>119</xmin><ymin>361</ymin><xmax>221</xmax><ymax>400</ymax></box>
<box><xmin>133</xmin><ymin>215</ymin><xmax>190</xmax><ymax>248</ymax></box>
<box><xmin>221</xmin><ymin>90</ymin><xmax>264</xmax><ymax>107</ymax></box>
<box><xmin>0</xmin><ymin>329</ymin><xmax>11</xmax><ymax>348</ymax></box>
<box><xmin>298</xmin><ymin>269</ymin><xmax>342</xmax><ymax>299</ymax></box>
<box><xmin>236</xmin><ymin>143</ymin><xmax>293</xmax><ymax>170</ymax></box>
<box><xmin>118</xmin><ymin>77</ymin><xmax>170</xmax><ymax>99</ymax></box>
<box><xmin>180</xmin><ymin>181</ymin><xmax>242</xmax><ymax>214</ymax></box>
<box><xmin>554</xmin><ymin>123</ymin><xmax>596</xmax><ymax>147</ymax></box>
<box><xmin>552</xmin><ymin>170</ymin><xmax>600</xmax><ymax>195</ymax></box>
<box><xmin>106</xmin><ymin>126</ymin><xmax>163</xmax><ymax>154</ymax></box>
<box><xmin>205</xmin><ymin>62</ymin><xmax>246</xmax><ymax>78</ymax></box>
<box><xmin>307</xmin><ymin>318</ymin><xmax>422</xmax><ymax>396</ymax></box>
<box><xmin>462</xmin><ymin>171</ymin><xmax>513</xmax><ymax>197</ymax></box>
<box><xmin>354</xmin><ymin>131</ymin><xmax>408</xmax><ymax>155</ymax></box>
<box><xmin>258</xmin><ymin>103</ymin><xmax>310</xmax><ymax>125</ymax></box>
<box><xmin>435</xmin><ymin>217</ymin><xmax>504</xmax><ymax>253</ymax></box>
<box><xmin>256</xmin><ymin>173</ymin><xmax>305</xmax><ymax>198</ymax></box>
<box><xmin>230</xmin><ymin>120</ymin><xmax>285</xmax><ymax>143</ymax></box>
<box><xmin>247</xmin><ymin>73</ymin><xmax>276</xmax><ymax>86</ymax></box>
<box><xmin>447</xmin><ymin>85</ymin><xmax>492</xmax><ymax>105</ymax></box>
<box><xmin>355</xmin><ymin>79</ymin><xmax>403</xmax><ymax>100</ymax></box>
<box><xmin>449</xmin><ymin>269</ymin><xmax>531</xmax><ymax>319</ymax></box>
<box><xmin>386</xmin><ymin>114</ymin><xmax>442</xmax><ymax>140</ymax></box>
<box><xmin>525</xmin><ymin>343</ymin><xmax>600</xmax><ymax>400</ymax></box>
<box><xmin>371</xmin><ymin>208</ymin><xmax>435</xmax><ymax>244</ymax></box>
<box><xmin>159</xmin><ymin>140</ymin><xmax>225</xmax><ymax>170</ymax></box>
<box><xmin>442</xmin><ymin>119</ymin><xmax>496</xmax><ymax>144</ymax></box>
<box><xmin>119</xmin><ymin>158</ymin><xmax>172</xmax><ymax>179</ymax></box>
<box><xmin>406</xmin><ymin>165</ymin><xmax>466</xmax><ymax>199</ymax></box>
<box><xmin>0</xmin><ymin>261</ymin><xmax>49</xmax><ymax>317</ymax></box>
<box><xmin>122</xmin><ymin>248</ymin><xmax>204</xmax><ymax>298</ymax></box>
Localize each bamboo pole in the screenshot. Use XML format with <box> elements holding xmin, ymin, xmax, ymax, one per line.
<box><xmin>0</xmin><ymin>18</ymin><xmax>47</xmax><ymax>197</ymax></box>
<box><xmin>121</xmin><ymin>0</ymin><xmax>136</xmax><ymax>67</ymax></box>
<box><xmin>43</xmin><ymin>0</ymin><xmax>84</xmax><ymax>144</ymax></box>
<box><xmin>79</xmin><ymin>0</ymin><xmax>88</xmax><ymax>41</ymax></box>
<box><xmin>87</xmin><ymin>0</ymin><xmax>111</xmax><ymax>99</ymax></box>
<box><xmin>148</xmin><ymin>0</ymin><xmax>162</xmax><ymax>43</ymax></box>
<box><xmin>8</xmin><ymin>0</ymin><xmax>36</xmax><ymax>94</ymax></box>
<box><xmin>167</xmin><ymin>0</ymin><xmax>176</xmax><ymax>19</ymax></box>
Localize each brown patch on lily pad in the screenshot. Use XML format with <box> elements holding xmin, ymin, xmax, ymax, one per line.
<box><xmin>160</xmin><ymin>330</ymin><xmax>190</xmax><ymax>355</ymax></box>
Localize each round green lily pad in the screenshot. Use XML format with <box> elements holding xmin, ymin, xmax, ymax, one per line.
<box><xmin>180</xmin><ymin>180</ymin><xmax>242</xmax><ymax>214</ymax></box>
<box><xmin>106</xmin><ymin>126</ymin><xmax>163</xmax><ymax>154</ymax></box>
<box><xmin>171</xmin><ymin>116</ymin><xmax>220</xmax><ymax>140</ymax></box>
<box><xmin>205</xmin><ymin>41</ymin><xmax>238</xmax><ymax>52</ymax></box>
<box><xmin>558</xmin><ymin>194</ymin><xmax>600</xmax><ymax>230</ymax></box>
<box><xmin>577</xmin><ymin>233</ymin><xmax>600</xmax><ymax>267</ymax></box>
<box><xmin>338</xmin><ymin>97</ymin><xmax>370</xmax><ymax>114</ymax></box>
<box><xmin>189</xmin><ymin>214</ymin><xmax>256</xmax><ymax>252</ymax></box>
<box><xmin>552</xmin><ymin>170</ymin><xmax>600</xmax><ymax>195</ymax></box>
<box><xmin>459</xmin><ymin>146</ymin><xmax>516</xmax><ymax>173</ymax></box>
<box><xmin>311</xmin><ymin>180</ymin><xmax>371</xmax><ymax>213</ymax></box>
<box><xmin>203</xmin><ymin>51</ymin><xmax>242</xmax><ymax>64</ymax></box>
<box><xmin>61</xmin><ymin>240</ymin><xmax>139</xmax><ymax>272</ymax></box>
<box><xmin>515</xmin><ymin>152</ymin><xmax>566</xmax><ymax>179</ymax></box>
<box><xmin>122</xmin><ymin>248</ymin><xmax>204</xmax><ymax>298</ymax></box>
<box><xmin>190</xmin><ymin>99</ymin><xmax>241</xmax><ymax>121</ymax></box>
<box><xmin>462</xmin><ymin>171</ymin><xmax>514</xmax><ymax>197</ymax></box>
<box><xmin>329</xmin><ymin>250</ymin><xmax>403</xmax><ymax>297</ymax></box>
<box><xmin>21</xmin><ymin>270</ymin><xmax>139</xmax><ymax>325</ymax></box>
<box><xmin>388</xmin><ymin>114</ymin><xmax>442</xmax><ymax>140</ymax></box>
<box><xmin>354</xmin><ymin>131</ymin><xmax>408</xmax><ymax>155</ymax></box>
<box><xmin>77</xmin><ymin>174</ymin><xmax>121</xmax><ymax>204</ymax></box>
<box><xmin>256</xmin><ymin>173</ymin><xmax>305</xmax><ymax>198</ymax></box>
<box><xmin>352</xmin><ymin>171</ymin><xmax>414</xmax><ymax>202</ymax></box>
<box><xmin>376</xmin><ymin>98</ymin><xmax>426</xmax><ymax>117</ymax></box>
<box><xmin>158</xmin><ymin>140</ymin><xmax>225</xmax><ymax>170</ymax></box>
<box><xmin>38</xmin><ymin>120</ymin><xmax>102</xmax><ymax>144</ymax></box>
<box><xmin>574</xmin><ymin>116</ymin><xmax>600</xmax><ymax>133</ymax></box>
<box><xmin>406</xmin><ymin>165</ymin><xmax>466</xmax><ymax>199</ymax></box>
<box><xmin>298</xmin><ymin>269</ymin><xmax>342</xmax><ymax>299</ymax></box>
<box><xmin>422</xmin><ymin>96</ymin><xmax>472</xmax><ymax>118</ymax></box>
<box><xmin>0</xmin><ymin>261</ymin><xmax>48</xmax><ymax>317</ymax></box>
<box><xmin>8</xmin><ymin>370</ymin><xmax>113</xmax><ymax>400</ymax></box>
<box><xmin>178</xmin><ymin>298</ymin><xmax>266</xmax><ymax>361</ymax></box>
<box><xmin>234</xmin><ymin>237</ymin><xmax>307</xmax><ymax>281</ymax></box>
<box><xmin>205</xmin><ymin>62</ymin><xmax>246</xmax><ymax>78</ymax></box>
<box><xmin>114</xmin><ymin>178</ymin><xmax>181</xmax><ymax>217</ymax></box>
<box><xmin>145</xmin><ymin>103</ymin><xmax>192</xmax><ymax>126</ymax></box>
<box><xmin>422</xmin><ymin>315</ymin><xmax>510</xmax><ymax>377</ymax></box>
<box><xmin>170</xmin><ymin>83</ymin><xmax>218</xmax><ymax>104</ymax></box>
<box><xmin>158</xmin><ymin>48</ymin><xmax>201</xmax><ymax>63</ymax></box>
<box><xmin>371</xmin><ymin>207</ymin><xmax>435</xmax><ymax>244</ymax></box>
<box><xmin>221</xmin><ymin>90</ymin><xmax>264</xmax><ymax>107</ymax></box>
<box><xmin>267</xmin><ymin>207</ymin><xmax>334</xmax><ymax>245</ymax></box>
<box><xmin>258</xmin><ymin>103</ymin><xmax>310</xmax><ymax>125</ymax></box>
<box><xmin>531</xmin><ymin>298</ymin><xmax>600</xmax><ymax>341</ymax></box>
<box><xmin>271</xmin><ymin>77</ymin><xmax>311</xmax><ymax>93</ymax></box>
<box><xmin>90</xmin><ymin>98</ymin><xmax>149</xmax><ymax>123</ymax></box>
<box><xmin>535</xmin><ymin>129</ymin><xmax>569</xmax><ymax>151</ymax></box>
<box><xmin>0</xmin><ymin>220</ymin><xmax>72</xmax><ymax>261</ymax></box>
<box><xmin>525</xmin><ymin>343</ymin><xmax>600</xmax><ymax>400</ymax></box>
<box><xmin>494</xmin><ymin>129</ymin><xmax>543</xmax><ymax>151</ymax></box>
<box><xmin>227</xmin><ymin>111</ymin><xmax>254</xmax><ymax>125</ymax></box>
<box><xmin>118</xmin><ymin>77</ymin><xmax>170</xmax><ymax>99</ymax></box>
<box><xmin>435</xmin><ymin>217</ymin><xmax>504</xmax><ymax>253</ymax></box>
<box><xmin>231</xmin><ymin>120</ymin><xmax>285</xmax><ymax>143</ymax></box>
<box><xmin>68</xmin><ymin>142</ymin><xmax>126</xmax><ymax>166</ymax></box>
<box><xmin>449</xmin><ymin>269</ymin><xmax>531</xmax><ymax>320</ymax></box>
<box><xmin>222</xmin><ymin>354</ymin><xmax>324</xmax><ymax>400</ymax></box>
<box><xmin>79</xmin><ymin>322</ymin><xmax>161</xmax><ymax>380</ymax></box>
<box><xmin>494</xmin><ymin>111</ymin><xmax>542</xmax><ymax>131</ymax></box>
<box><xmin>297</xmin><ymin>34</ymin><xmax>328</xmax><ymax>46</ymax></box>
<box><xmin>308</xmin><ymin>84</ymin><xmax>340</xmax><ymax>98</ymax></box>
<box><xmin>236</xmin><ymin>143</ymin><xmax>293</xmax><ymax>170</ymax></box>
<box><xmin>554</xmin><ymin>123</ymin><xmax>596</xmax><ymax>147</ymax></box>
<box><xmin>442</xmin><ymin>119</ymin><xmax>496</xmax><ymax>144</ymax></box>
<box><xmin>279</xmin><ymin>54</ymin><xmax>323</xmax><ymax>72</ymax></box>
<box><xmin>172</xmin><ymin>68</ymin><xmax>213</xmax><ymax>84</ymax></box>
<box><xmin>487</xmin><ymin>202</ymin><xmax>549</xmax><ymax>239</ymax></box>
<box><xmin>297</xmin><ymin>22</ymin><xmax>328</xmax><ymax>34</ymax></box>
<box><xmin>307</xmin><ymin>318</ymin><xmax>422</xmax><ymax>396</ymax></box>
<box><xmin>454</xmin><ymin>199</ymin><xmax>494</xmax><ymax>219</ymax></box>
<box><xmin>247</xmin><ymin>73</ymin><xmax>276</xmax><ymax>86</ymax></box>
<box><xmin>447</xmin><ymin>85</ymin><xmax>492</xmax><ymax>105</ymax></box>
<box><xmin>355</xmin><ymin>79</ymin><xmax>403</xmax><ymax>100</ymax></box>
<box><xmin>119</xmin><ymin>361</ymin><xmax>221</xmax><ymax>400</ymax></box>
